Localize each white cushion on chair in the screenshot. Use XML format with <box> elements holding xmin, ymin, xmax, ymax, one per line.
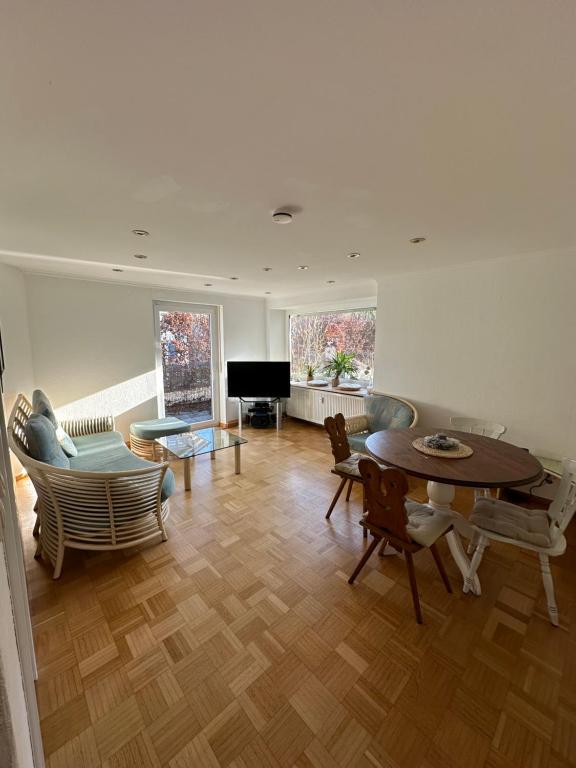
<box><xmin>334</xmin><ymin>453</ymin><xmax>364</xmax><ymax>477</ymax></box>
<box><xmin>471</xmin><ymin>497</ymin><xmax>552</xmax><ymax>547</ymax></box>
<box><xmin>405</xmin><ymin>502</ymin><xmax>452</xmax><ymax>547</ymax></box>
<box><xmin>334</xmin><ymin>453</ymin><xmax>387</xmax><ymax>477</ymax></box>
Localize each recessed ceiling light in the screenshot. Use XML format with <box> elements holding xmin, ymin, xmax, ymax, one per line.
<box><xmin>409</xmin><ymin>237</ymin><xmax>426</xmax><ymax>244</ymax></box>
<box><xmin>327</xmin><ymin>280</ymin><xmax>336</xmax><ymax>284</ymax></box>
<box><xmin>229</xmin><ymin>276</ymin><xmax>239</xmax><ymax>280</ymax></box>
<box><xmin>112</xmin><ymin>268</ymin><xmax>124</xmax><ymax>272</ymax></box>
<box><xmin>204</xmin><ymin>283</ymin><xmax>213</xmax><ymax>287</ymax></box>
<box><xmin>272</xmin><ymin>211</ymin><xmax>293</xmax><ymax>224</ymax></box>
<box><xmin>262</xmin><ymin>267</ymin><xmax>272</xmax><ymax>272</ymax></box>
<box><xmin>265</xmin><ymin>291</ymin><xmax>272</xmax><ymax>295</ymax></box>
<box><xmin>297</xmin><ymin>265</ymin><xmax>309</xmax><ymax>270</ymax></box>
<box><xmin>347</xmin><ymin>252</ymin><xmax>360</xmax><ymax>260</ymax></box>
<box><xmin>132</xmin><ymin>229</ymin><xmax>149</xmax><ymax>237</ymax></box>
<box><xmin>133</xmin><ymin>254</ymin><xmax>147</xmax><ymax>260</ymax></box>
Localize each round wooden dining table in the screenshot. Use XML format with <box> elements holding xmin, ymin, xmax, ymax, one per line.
<box><xmin>366</xmin><ymin>427</ymin><xmax>543</xmax><ymax>595</ymax></box>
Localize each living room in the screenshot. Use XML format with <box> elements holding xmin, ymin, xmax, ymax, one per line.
<box><xmin>1</xmin><ymin>3</ymin><xmax>575</xmax><ymax>768</ymax></box>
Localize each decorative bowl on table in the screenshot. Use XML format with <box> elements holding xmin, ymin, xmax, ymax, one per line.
<box><xmin>422</xmin><ymin>433</ymin><xmax>461</xmax><ymax>451</ymax></box>
<box><xmin>334</xmin><ymin>382</ymin><xmax>362</xmax><ymax>392</ymax></box>
<box><xmin>307</xmin><ymin>379</ymin><xmax>329</xmax><ymax>387</ymax></box>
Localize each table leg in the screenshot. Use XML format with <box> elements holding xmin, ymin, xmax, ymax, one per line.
<box><xmin>211</xmin><ymin>451</ymin><xmax>216</xmax><ymax>461</ymax></box>
<box><xmin>235</xmin><ymin>443</ymin><xmax>241</xmax><ymax>474</ymax></box>
<box><xmin>184</xmin><ymin>458</ymin><xmax>191</xmax><ymax>491</ymax></box>
<box><xmin>238</xmin><ymin>400</ymin><xmax>242</xmax><ymax>436</ymax></box>
<box><xmin>276</xmin><ymin>400</ymin><xmax>282</xmax><ymax>431</ymax></box>
<box><xmin>427</xmin><ymin>480</ymin><xmax>480</xmax><ymax>596</ymax></box>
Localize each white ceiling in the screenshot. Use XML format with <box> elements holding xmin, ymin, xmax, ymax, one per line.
<box><xmin>1</xmin><ymin>1</ymin><xmax>575</xmax><ymax>298</ymax></box>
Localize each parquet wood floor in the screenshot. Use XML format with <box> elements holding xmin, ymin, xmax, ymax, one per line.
<box><xmin>15</xmin><ymin>419</ymin><xmax>576</xmax><ymax>768</ymax></box>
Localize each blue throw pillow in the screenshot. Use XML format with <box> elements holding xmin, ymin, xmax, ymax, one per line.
<box><xmin>32</xmin><ymin>389</ymin><xmax>58</xmax><ymax>427</ymax></box>
<box><xmin>32</xmin><ymin>388</ymin><xmax>78</xmax><ymax>456</ymax></box>
<box><xmin>24</xmin><ymin>414</ymin><xmax>70</xmax><ymax>469</ymax></box>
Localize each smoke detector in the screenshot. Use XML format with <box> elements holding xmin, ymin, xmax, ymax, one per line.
<box><xmin>272</xmin><ymin>211</ymin><xmax>293</xmax><ymax>224</ymax></box>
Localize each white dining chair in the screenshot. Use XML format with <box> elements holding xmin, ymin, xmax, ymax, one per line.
<box><xmin>464</xmin><ymin>458</ymin><xmax>576</xmax><ymax>625</ymax></box>
<box><xmin>450</xmin><ymin>416</ymin><xmax>506</xmax><ymax>440</ymax></box>
<box><xmin>451</xmin><ymin>417</ymin><xmax>508</xmax><ymax>555</ymax></box>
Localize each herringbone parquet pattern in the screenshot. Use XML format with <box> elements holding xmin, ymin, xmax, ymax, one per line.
<box><xmin>16</xmin><ymin>420</ymin><xmax>576</xmax><ymax>767</ymax></box>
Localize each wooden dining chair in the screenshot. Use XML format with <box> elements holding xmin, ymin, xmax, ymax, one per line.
<box><xmin>324</xmin><ymin>413</ymin><xmax>370</xmax><ymax>536</ymax></box>
<box><xmin>348</xmin><ymin>458</ymin><xmax>453</xmax><ymax>623</ymax></box>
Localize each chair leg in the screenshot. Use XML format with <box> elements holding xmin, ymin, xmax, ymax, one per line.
<box><xmin>362</xmin><ymin>489</ymin><xmax>367</xmax><ymax>538</ymax></box>
<box><xmin>53</xmin><ymin>543</ymin><xmax>65</xmax><ymax>580</ymax></box>
<box><xmin>348</xmin><ymin>537</ymin><xmax>380</xmax><ymax>584</ymax></box>
<box><xmin>326</xmin><ymin>477</ymin><xmax>347</xmax><ymax>519</ymax></box>
<box><xmin>464</xmin><ymin>535</ymin><xmax>487</xmax><ymax>595</ymax></box>
<box><xmin>539</xmin><ymin>553</ymin><xmax>559</xmax><ymax>626</ymax></box>
<box><xmin>378</xmin><ymin>538</ymin><xmax>389</xmax><ymax>557</ymax></box>
<box><xmin>345</xmin><ymin>478</ymin><xmax>354</xmax><ymax>502</ymax></box>
<box><xmin>404</xmin><ymin>551</ymin><xmax>423</xmax><ymax>624</ymax></box>
<box><xmin>430</xmin><ymin>542</ymin><xmax>452</xmax><ymax>593</ymax></box>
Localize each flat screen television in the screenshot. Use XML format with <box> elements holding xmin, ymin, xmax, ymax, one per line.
<box><xmin>227</xmin><ymin>361</ymin><xmax>291</xmax><ymax>398</ymax></box>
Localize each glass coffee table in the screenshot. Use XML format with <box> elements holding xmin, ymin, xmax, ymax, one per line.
<box><xmin>155</xmin><ymin>428</ymin><xmax>247</xmax><ymax>491</ymax></box>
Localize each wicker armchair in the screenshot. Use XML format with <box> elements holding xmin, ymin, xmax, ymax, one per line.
<box><xmin>8</xmin><ymin>394</ymin><xmax>170</xmax><ymax>579</ymax></box>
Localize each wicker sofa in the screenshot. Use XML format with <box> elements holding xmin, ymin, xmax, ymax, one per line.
<box><xmin>8</xmin><ymin>393</ymin><xmax>174</xmax><ymax>579</ymax></box>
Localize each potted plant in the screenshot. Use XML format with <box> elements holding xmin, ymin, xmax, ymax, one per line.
<box><xmin>305</xmin><ymin>363</ymin><xmax>317</xmax><ymax>382</ymax></box>
<box><xmin>323</xmin><ymin>351</ymin><xmax>358</xmax><ymax>388</ymax></box>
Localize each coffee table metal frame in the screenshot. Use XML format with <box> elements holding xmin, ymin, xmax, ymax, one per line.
<box><xmin>155</xmin><ymin>427</ymin><xmax>247</xmax><ymax>491</ymax></box>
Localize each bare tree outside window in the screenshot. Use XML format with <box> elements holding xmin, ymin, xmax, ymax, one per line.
<box><xmin>159</xmin><ymin>310</ymin><xmax>213</xmax><ymax>422</ymax></box>
<box><xmin>289</xmin><ymin>309</ymin><xmax>376</xmax><ymax>382</ymax></box>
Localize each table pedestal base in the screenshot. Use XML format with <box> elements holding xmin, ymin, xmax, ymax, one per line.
<box><xmin>427</xmin><ymin>480</ymin><xmax>481</xmax><ymax>596</ymax></box>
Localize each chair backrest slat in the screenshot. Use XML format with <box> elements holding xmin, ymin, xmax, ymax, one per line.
<box><xmin>324</xmin><ymin>413</ymin><xmax>352</xmax><ymax>463</ymax></box>
<box><xmin>359</xmin><ymin>458</ymin><xmax>411</xmax><ymax>543</ymax></box>
<box><xmin>548</xmin><ymin>458</ymin><xmax>576</xmax><ymax>534</ymax></box>
<box><xmin>450</xmin><ymin>417</ymin><xmax>506</xmax><ymax>440</ymax></box>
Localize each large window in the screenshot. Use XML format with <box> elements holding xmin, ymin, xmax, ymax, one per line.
<box><xmin>289</xmin><ymin>308</ymin><xmax>376</xmax><ymax>382</ymax></box>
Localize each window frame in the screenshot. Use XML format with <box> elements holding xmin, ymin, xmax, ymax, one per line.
<box><xmin>288</xmin><ymin>306</ymin><xmax>377</xmax><ymax>384</ymax></box>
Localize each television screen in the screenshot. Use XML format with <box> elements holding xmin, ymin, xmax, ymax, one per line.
<box><xmin>227</xmin><ymin>361</ymin><xmax>291</xmax><ymax>398</ymax></box>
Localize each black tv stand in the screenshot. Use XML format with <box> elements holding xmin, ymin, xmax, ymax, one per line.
<box><xmin>237</xmin><ymin>398</ymin><xmax>282</xmax><ymax>435</ymax></box>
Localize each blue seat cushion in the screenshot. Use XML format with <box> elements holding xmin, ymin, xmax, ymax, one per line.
<box><xmin>70</xmin><ymin>431</ymin><xmax>175</xmax><ymax>501</ymax></box>
<box><xmin>348</xmin><ymin>433</ymin><xmax>369</xmax><ymax>454</ymax></box>
<box><xmin>130</xmin><ymin>417</ymin><xmax>190</xmax><ymax>441</ymax></box>
<box><xmin>24</xmin><ymin>414</ymin><xmax>70</xmax><ymax>469</ymax></box>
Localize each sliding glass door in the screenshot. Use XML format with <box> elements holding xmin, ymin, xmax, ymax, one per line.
<box><xmin>154</xmin><ymin>302</ymin><xmax>220</xmax><ymax>427</ymax></box>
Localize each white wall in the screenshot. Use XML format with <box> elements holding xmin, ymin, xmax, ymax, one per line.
<box><xmin>25</xmin><ymin>275</ymin><xmax>267</xmax><ymax>435</ymax></box>
<box><xmin>373</xmin><ymin>252</ymin><xmax>576</xmax><ymax>458</ymax></box>
<box><xmin>0</xmin><ymin>264</ymin><xmax>35</xmax><ymax>413</ymax></box>
<box><xmin>0</xmin><ymin>264</ymin><xmax>36</xmax><ymax>477</ymax></box>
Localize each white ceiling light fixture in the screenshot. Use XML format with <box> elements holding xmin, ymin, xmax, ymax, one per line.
<box><xmin>262</xmin><ymin>267</ymin><xmax>272</xmax><ymax>271</ymax></box>
<box><xmin>347</xmin><ymin>252</ymin><xmax>360</xmax><ymax>260</ymax></box>
<box><xmin>327</xmin><ymin>280</ymin><xmax>336</xmax><ymax>284</ymax></box>
<box><xmin>112</xmin><ymin>268</ymin><xmax>124</xmax><ymax>272</ymax></box>
<box><xmin>265</xmin><ymin>291</ymin><xmax>272</xmax><ymax>295</ymax></box>
<box><xmin>297</xmin><ymin>265</ymin><xmax>309</xmax><ymax>270</ymax></box>
<box><xmin>229</xmin><ymin>276</ymin><xmax>239</xmax><ymax>280</ymax></box>
<box><xmin>132</xmin><ymin>229</ymin><xmax>149</xmax><ymax>237</ymax></box>
<box><xmin>133</xmin><ymin>253</ymin><xmax>147</xmax><ymax>260</ymax></box>
<box><xmin>410</xmin><ymin>237</ymin><xmax>426</xmax><ymax>244</ymax></box>
<box><xmin>272</xmin><ymin>210</ymin><xmax>293</xmax><ymax>224</ymax></box>
<box><xmin>204</xmin><ymin>283</ymin><xmax>213</xmax><ymax>287</ymax></box>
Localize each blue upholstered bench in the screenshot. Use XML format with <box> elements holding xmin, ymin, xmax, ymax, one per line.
<box><xmin>129</xmin><ymin>416</ymin><xmax>191</xmax><ymax>461</ymax></box>
<box><xmin>345</xmin><ymin>392</ymin><xmax>418</xmax><ymax>453</ymax></box>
